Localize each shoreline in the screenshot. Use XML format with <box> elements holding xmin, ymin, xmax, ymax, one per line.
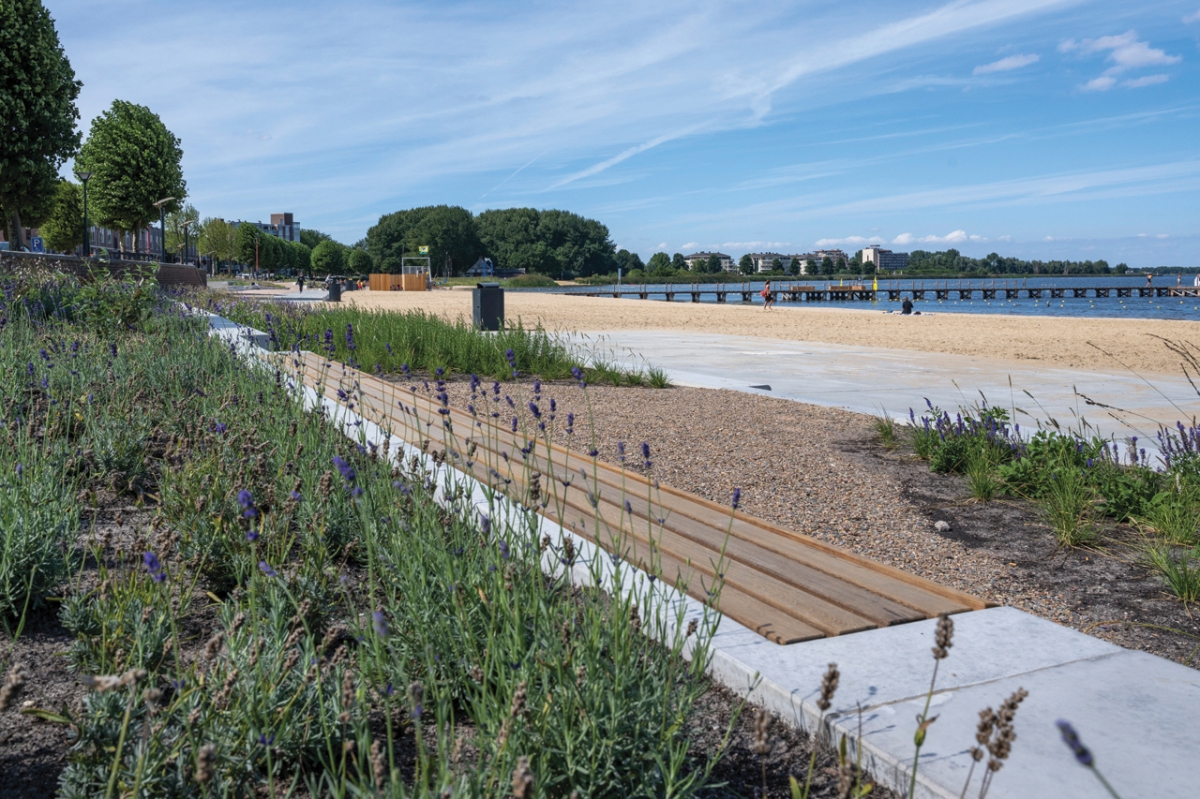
<box><xmin>335</xmin><ymin>288</ymin><xmax>1200</xmax><ymax>377</ymax></box>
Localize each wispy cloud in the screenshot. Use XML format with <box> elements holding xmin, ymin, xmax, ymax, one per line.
<box><xmin>973</xmin><ymin>53</ymin><xmax>1039</xmax><ymax>75</ymax></box>
<box><xmin>1182</xmin><ymin>8</ymin><xmax>1200</xmax><ymax>23</ymax></box>
<box><xmin>814</xmin><ymin>235</ymin><xmax>884</xmax><ymax>246</ymax></box>
<box><xmin>1061</xmin><ymin>30</ymin><xmax>1181</xmax><ymax>91</ymax></box>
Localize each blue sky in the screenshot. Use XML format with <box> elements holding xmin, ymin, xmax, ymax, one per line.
<box><xmin>49</xmin><ymin>0</ymin><xmax>1200</xmax><ymax>266</ymax></box>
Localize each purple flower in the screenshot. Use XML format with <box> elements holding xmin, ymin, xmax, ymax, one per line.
<box><xmin>259</xmin><ymin>561</ymin><xmax>278</xmax><ymax>578</ymax></box>
<box><xmin>731</xmin><ymin>487</ymin><xmax>741</xmax><ymax>510</ymax></box>
<box><xmin>246</xmin><ymin>529</ymin><xmax>260</xmax><ymax>542</ymax></box>
<box><xmin>401</xmin><ymin>363</ymin><xmax>411</xmax><ymax>377</ymax></box>
<box><xmin>481</xmin><ymin>515</ymin><xmax>492</xmax><ymax>536</ymax></box>
<box><xmin>290</xmin><ymin>490</ymin><xmax>302</xmax><ymax>501</ymax></box>
<box><xmin>1056</xmin><ymin>721</ymin><xmax>1093</xmax><ymax>767</ymax></box>
<box><xmin>528</xmin><ymin>402</ymin><xmax>541</xmax><ymax>419</ymax></box>
<box><xmin>373</xmin><ymin>611</ymin><xmax>389</xmax><ymax>636</ymax></box>
<box><xmin>505</xmin><ymin>349</ymin><xmax>517</xmax><ymax>369</ymax></box>
<box><xmin>258</xmin><ymin>733</ymin><xmax>275</xmax><ymax>747</ymax></box>
<box><xmin>14</xmin><ymin>464</ymin><xmax>22</xmax><ymax>479</ymax></box>
<box><xmin>143</xmin><ymin>552</ymin><xmax>166</xmax><ymax>583</ymax></box>
<box><xmin>499</xmin><ymin>539</ymin><xmax>509</xmax><ymax>559</ymax></box>
<box><xmin>237</xmin><ymin>489</ymin><xmax>257</xmax><ymax>518</ymax></box>
<box><xmin>617</xmin><ymin>441</ymin><xmax>626</xmax><ymax>463</ymax></box>
<box><xmin>332</xmin><ymin>455</ymin><xmax>356</xmax><ymax>483</ymax></box>
<box><xmin>566</xmin><ymin>413</ymin><xmax>575</xmax><ymax>434</ymax></box>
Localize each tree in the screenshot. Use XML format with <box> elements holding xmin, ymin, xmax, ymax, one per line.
<box><xmin>311</xmin><ymin>240</ymin><xmax>344</xmax><ymax>275</ymax></box>
<box><xmin>738</xmin><ymin>254</ymin><xmax>755</xmax><ymax>275</ymax></box>
<box><xmin>0</xmin><ymin>0</ymin><xmax>82</xmax><ymax>250</ymax></box>
<box><xmin>165</xmin><ymin>203</ymin><xmax>199</xmax><ymax>259</ymax></box>
<box><xmin>198</xmin><ymin>218</ymin><xmax>238</xmax><ymax>270</ymax></box>
<box><xmin>38</xmin><ymin>179</ymin><xmax>83</xmax><ymax>254</ymax></box>
<box><xmin>787</xmin><ymin>258</ymin><xmax>801</xmax><ymax>276</ymax></box>
<box><xmin>299</xmin><ymin>228</ymin><xmax>332</xmax><ymax>249</ymax></box>
<box><xmin>347</xmin><ymin>248</ymin><xmax>372</xmax><ymax>274</ymax></box>
<box><xmin>1114</xmin><ymin>262</ymin><xmax>1128</xmax><ymax>274</ymax></box>
<box><xmin>671</xmin><ymin>253</ymin><xmax>688</xmax><ymax>272</ymax></box>
<box><xmin>292</xmin><ymin>242</ymin><xmax>312</xmax><ymax>273</ymax></box>
<box><xmin>76</xmin><ymin>100</ymin><xmax>186</xmax><ymax>254</ymax></box>
<box><xmin>646</xmin><ymin>252</ymin><xmax>672</xmax><ymax>275</ymax></box>
<box><xmin>236</xmin><ymin>222</ymin><xmax>261</xmax><ymax>267</ymax></box>
<box><xmin>369</xmin><ymin>205</ymin><xmax>482</xmax><ymax>275</ymax></box>
<box><xmin>475</xmin><ymin>207</ymin><xmax>615</xmax><ymax>277</ymax></box>
<box><xmin>770</xmin><ymin>258</ymin><xmax>783</xmax><ymax>272</ymax></box>
<box><xmin>820</xmin><ymin>256</ymin><xmax>834</xmax><ymax>275</ymax></box>
<box><xmin>706</xmin><ymin>254</ymin><xmax>723</xmax><ymax>274</ymax></box>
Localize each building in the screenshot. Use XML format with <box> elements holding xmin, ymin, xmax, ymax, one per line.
<box><xmin>684</xmin><ymin>251</ymin><xmax>735</xmax><ymax>272</ymax></box>
<box><xmin>862</xmin><ymin>244</ymin><xmax>909</xmax><ymax>271</ymax></box>
<box><xmin>231</xmin><ymin>213</ymin><xmax>300</xmax><ymax>242</ymax></box>
<box><xmin>812</xmin><ymin>248</ymin><xmax>849</xmax><ymax>266</ymax></box>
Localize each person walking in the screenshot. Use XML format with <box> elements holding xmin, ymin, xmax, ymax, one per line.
<box><xmin>760</xmin><ymin>280</ymin><xmax>775</xmax><ymax>311</ymax></box>
<box><xmin>1146</xmin><ymin>273</ymin><xmax>1153</xmax><ymax>287</ymax></box>
<box><xmin>297</xmin><ymin>274</ymin><xmax>305</xmax><ymax>293</ymax></box>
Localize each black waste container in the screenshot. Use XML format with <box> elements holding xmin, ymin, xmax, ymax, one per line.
<box><xmin>473</xmin><ymin>282</ymin><xmax>504</xmax><ymax>331</ymax></box>
<box><xmin>327</xmin><ymin>281</ymin><xmax>342</xmax><ymax>302</ymax></box>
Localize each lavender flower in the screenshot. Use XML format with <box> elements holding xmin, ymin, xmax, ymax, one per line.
<box><xmin>373</xmin><ymin>611</ymin><xmax>389</xmax><ymax>636</ymax></box>
<box><xmin>1056</xmin><ymin>721</ymin><xmax>1093</xmax><ymax>766</ymax></box>
<box><xmin>259</xmin><ymin>561</ymin><xmax>278</xmax><ymax>577</ymax></box>
<box><xmin>143</xmin><ymin>552</ymin><xmax>166</xmax><ymax>583</ymax></box>
<box><xmin>332</xmin><ymin>455</ymin><xmax>357</xmax><ymax>484</ymax></box>
<box><xmin>731</xmin><ymin>487</ymin><xmax>741</xmax><ymax>509</ymax></box>
<box><xmin>237</xmin><ymin>489</ymin><xmax>258</xmax><ymax>519</ymax></box>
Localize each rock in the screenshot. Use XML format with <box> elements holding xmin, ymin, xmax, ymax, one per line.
<box><xmin>934</xmin><ymin>520</ymin><xmax>952</xmax><ymax>533</ymax></box>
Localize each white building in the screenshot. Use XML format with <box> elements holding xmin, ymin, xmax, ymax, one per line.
<box><xmin>684</xmin><ymin>251</ymin><xmax>735</xmax><ymax>272</ymax></box>
<box><xmin>862</xmin><ymin>244</ymin><xmax>909</xmax><ymax>271</ymax></box>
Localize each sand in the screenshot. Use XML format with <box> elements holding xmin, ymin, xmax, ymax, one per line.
<box><xmin>330</xmin><ymin>287</ymin><xmax>1200</xmax><ymax>377</ymax></box>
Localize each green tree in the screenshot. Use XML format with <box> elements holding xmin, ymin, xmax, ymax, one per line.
<box><xmin>770</xmin><ymin>257</ymin><xmax>783</xmax><ymax>272</ymax></box>
<box><xmin>75</xmin><ymin>100</ymin><xmax>186</xmax><ymax>255</ymax></box>
<box><xmin>1114</xmin><ymin>262</ymin><xmax>1128</xmax><ymax>274</ymax></box>
<box><xmin>368</xmin><ymin>205</ymin><xmax>482</xmax><ymax>275</ymax></box>
<box><xmin>475</xmin><ymin>207</ymin><xmax>615</xmax><ymax>277</ymax></box>
<box><xmin>671</xmin><ymin>253</ymin><xmax>688</xmax><ymax>272</ymax></box>
<box><xmin>820</xmin><ymin>256</ymin><xmax>834</xmax><ymax>275</ymax></box>
<box><xmin>0</xmin><ymin>0</ymin><xmax>81</xmax><ymax>249</ymax></box>
<box><xmin>197</xmin><ymin>218</ymin><xmax>238</xmax><ymax>270</ymax></box>
<box><xmin>310</xmin><ymin>239</ymin><xmax>344</xmax><ymax>275</ymax></box>
<box><xmin>705</xmin><ymin>255</ymin><xmax>722</xmax><ymax>274</ymax></box>
<box><xmin>646</xmin><ymin>252</ymin><xmax>672</xmax><ymax>275</ymax></box>
<box><xmin>787</xmin><ymin>257</ymin><xmax>801</xmax><ymax>276</ymax></box>
<box><xmin>235</xmin><ymin>222</ymin><xmax>261</xmax><ymax>268</ymax></box>
<box><xmin>38</xmin><ymin>179</ymin><xmax>83</xmax><ymax>254</ymax></box>
<box><xmin>738</xmin><ymin>254</ymin><xmax>755</xmax><ymax>275</ymax></box>
<box><xmin>299</xmin><ymin>228</ymin><xmax>331</xmax><ymax>249</ymax></box>
<box><xmin>292</xmin><ymin>241</ymin><xmax>312</xmax><ymax>273</ymax></box>
<box><xmin>164</xmin><ymin>203</ymin><xmax>199</xmax><ymax>259</ymax></box>
<box><xmin>347</xmin><ymin>248</ymin><xmax>373</xmax><ymax>274</ymax></box>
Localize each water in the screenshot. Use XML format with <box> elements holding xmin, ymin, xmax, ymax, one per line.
<box><xmin>536</xmin><ymin>275</ymin><xmax>1200</xmax><ymax>321</ymax></box>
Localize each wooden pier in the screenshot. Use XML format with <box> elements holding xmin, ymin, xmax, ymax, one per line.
<box><xmin>565</xmin><ymin>282</ymin><xmax>1200</xmax><ymax>304</ymax></box>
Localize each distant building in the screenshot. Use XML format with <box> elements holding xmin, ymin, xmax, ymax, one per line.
<box><xmin>231</xmin><ymin>213</ymin><xmax>300</xmax><ymax>242</ymax></box>
<box><xmin>684</xmin><ymin>251</ymin><xmax>735</xmax><ymax>272</ymax></box>
<box><xmin>862</xmin><ymin>244</ymin><xmax>909</xmax><ymax>271</ymax></box>
<box><xmin>745</xmin><ymin>252</ymin><xmax>812</xmax><ymax>273</ymax></box>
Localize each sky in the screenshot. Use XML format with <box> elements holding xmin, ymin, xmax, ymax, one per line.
<box><xmin>47</xmin><ymin>0</ymin><xmax>1200</xmax><ymax>266</ymax></box>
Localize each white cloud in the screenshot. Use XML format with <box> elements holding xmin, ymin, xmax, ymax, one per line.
<box><xmin>891</xmin><ymin>230</ymin><xmax>970</xmax><ymax>245</ymax></box>
<box><xmin>722</xmin><ymin>241</ymin><xmax>791</xmax><ymax>249</ymax></box>
<box><xmin>1083</xmin><ymin>76</ymin><xmax>1116</xmax><ymax>91</ymax></box>
<box><xmin>973</xmin><ymin>53</ymin><xmax>1039</xmax><ymax>75</ymax></box>
<box><xmin>680</xmin><ymin>242</ymin><xmax>697</xmax><ymax>251</ymax></box>
<box><xmin>1186</xmin><ymin>8</ymin><xmax>1200</xmax><ymax>24</ymax></box>
<box><xmin>1122</xmin><ymin>74</ymin><xmax>1169</xmax><ymax>89</ymax></box>
<box><xmin>656</xmin><ymin>242</ymin><xmax>668</xmax><ymax>250</ymax></box>
<box><xmin>1157</xmin><ymin>233</ymin><xmax>1170</xmax><ymax>239</ymax></box>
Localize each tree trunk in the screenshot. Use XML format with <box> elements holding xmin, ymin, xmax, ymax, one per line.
<box><xmin>8</xmin><ymin>208</ymin><xmax>27</xmax><ymax>251</ymax></box>
<box><xmin>132</xmin><ymin>225</ymin><xmax>140</xmax><ymax>255</ymax></box>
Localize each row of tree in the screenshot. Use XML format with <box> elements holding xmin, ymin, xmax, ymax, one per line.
<box><xmin>906</xmin><ymin>249</ymin><xmax>1127</xmax><ymax>275</ymax></box>
<box><xmin>1</xmin><ymin>1</ymin><xmax>188</xmax><ymax>254</ymax></box>
<box><xmin>365</xmin><ymin>206</ymin><xmax>617</xmax><ymax>277</ymax></box>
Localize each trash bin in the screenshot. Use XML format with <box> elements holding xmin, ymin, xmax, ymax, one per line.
<box><xmin>327</xmin><ymin>281</ymin><xmax>342</xmax><ymax>302</ymax></box>
<box><xmin>473</xmin><ymin>282</ymin><xmax>503</xmax><ymax>331</ymax></box>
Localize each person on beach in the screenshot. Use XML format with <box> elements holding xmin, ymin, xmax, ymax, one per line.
<box><xmin>761</xmin><ymin>281</ymin><xmax>775</xmax><ymax>311</ymax></box>
<box><xmin>901</xmin><ymin>297</ymin><xmax>913</xmax><ymax>315</ymax></box>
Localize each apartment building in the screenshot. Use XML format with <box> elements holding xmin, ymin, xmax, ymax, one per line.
<box><xmin>862</xmin><ymin>244</ymin><xmax>909</xmax><ymax>271</ymax></box>
<box><xmin>684</xmin><ymin>251</ymin><xmax>735</xmax><ymax>272</ymax></box>
<box><xmin>231</xmin><ymin>212</ymin><xmax>300</xmax><ymax>242</ymax></box>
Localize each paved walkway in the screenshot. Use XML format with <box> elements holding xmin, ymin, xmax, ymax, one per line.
<box><xmin>572</xmin><ymin>330</ymin><xmax>1200</xmax><ymax>450</ymax></box>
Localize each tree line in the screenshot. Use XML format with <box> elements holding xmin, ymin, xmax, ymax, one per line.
<box><xmin>905</xmin><ymin>249</ymin><xmax>1127</xmax><ymax>275</ymax></box>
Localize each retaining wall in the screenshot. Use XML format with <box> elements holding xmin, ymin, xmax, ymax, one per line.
<box><xmin>0</xmin><ymin>250</ymin><xmax>207</xmax><ymax>288</ymax></box>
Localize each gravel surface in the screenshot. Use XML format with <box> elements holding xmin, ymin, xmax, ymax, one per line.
<box><xmin>403</xmin><ymin>376</ymin><xmax>1200</xmax><ymax>668</ymax></box>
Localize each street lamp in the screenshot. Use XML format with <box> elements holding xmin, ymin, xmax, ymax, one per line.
<box><xmin>201</xmin><ymin>250</ymin><xmax>216</xmax><ymax>276</ymax></box>
<box><xmin>181</xmin><ymin>220</ymin><xmax>193</xmax><ymax>266</ymax></box>
<box><xmin>75</xmin><ymin>171</ymin><xmax>93</xmax><ymax>257</ymax></box>
<box><xmin>152</xmin><ymin>197</ymin><xmax>176</xmax><ymax>262</ymax></box>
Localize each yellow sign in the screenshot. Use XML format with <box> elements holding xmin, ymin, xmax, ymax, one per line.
<box><xmin>418</xmin><ymin>246</ymin><xmax>429</xmax><ymax>255</ymax></box>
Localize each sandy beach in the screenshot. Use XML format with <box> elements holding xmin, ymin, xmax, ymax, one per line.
<box><xmin>332</xmin><ymin>287</ymin><xmax>1200</xmax><ymax>377</ymax></box>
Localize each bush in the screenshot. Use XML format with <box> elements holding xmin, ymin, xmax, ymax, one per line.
<box><xmin>501</xmin><ymin>273</ymin><xmax>558</xmax><ymax>288</ymax></box>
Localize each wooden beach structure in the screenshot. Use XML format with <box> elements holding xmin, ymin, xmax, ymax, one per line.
<box><xmin>564</xmin><ymin>281</ymin><xmax>1200</xmax><ymax>304</ymax></box>
<box><xmin>277</xmin><ymin>349</ymin><xmax>989</xmax><ymax>644</ymax></box>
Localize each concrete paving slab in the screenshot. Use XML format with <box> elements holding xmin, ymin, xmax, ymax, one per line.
<box><xmin>845</xmin><ymin>648</ymin><xmax>1200</xmax><ymax>798</ymax></box>
<box><xmin>571</xmin><ymin>330</ymin><xmax>1200</xmax><ymax>452</ymax></box>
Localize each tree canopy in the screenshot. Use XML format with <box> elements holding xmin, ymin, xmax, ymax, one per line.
<box><xmin>347</xmin><ymin>248</ymin><xmax>372</xmax><ymax>274</ymax></box>
<box><xmin>37</xmin><ymin>179</ymin><xmax>83</xmax><ymax>254</ymax></box>
<box><xmin>475</xmin><ymin>208</ymin><xmax>615</xmax><ymax>277</ymax></box>
<box><xmin>367</xmin><ymin>205</ymin><xmax>481</xmax><ymax>275</ymax></box>
<box><xmin>0</xmin><ymin>0</ymin><xmax>81</xmax><ymax>249</ymax></box>
<box><xmin>198</xmin><ymin>218</ymin><xmax>238</xmax><ymax>267</ymax></box>
<box><xmin>907</xmin><ymin>249</ymin><xmax>1117</xmax><ymax>275</ymax></box>
<box><xmin>299</xmin><ymin>228</ymin><xmax>332</xmax><ymax>250</ymax></box>
<box><xmin>75</xmin><ymin>100</ymin><xmax>185</xmax><ymax>253</ymax></box>
<box><xmin>738</xmin><ymin>254</ymin><xmax>754</xmax><ymax>275</ymax></box>
<box><xmin>165</xmin><ymin>203</ymin><xmax>199</xmax><ymax>258</ymax></box>
<box><xmin>311</xmin><ymin>240</ymin><xmax>345</xmax><ymax>275</ymax></box>
<box><xmin>646</xmin><ymin>252</ymin><xmax>672</xmax><ymax>275</ymax></box>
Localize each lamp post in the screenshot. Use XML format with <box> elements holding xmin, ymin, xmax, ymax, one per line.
<box><xmin>181</xmin><ymin>220</ymin><xmax>193</xmax><ymax>266</ymax></box>
<box><xmin>75</xmin><ymin>172</ymin><xmax>93</xmax><ymax>257</ymax></box>
<box><xmin>152</xmin><ymin>197</ymin><xmax>175</xmax><ymax>262</ymax></box>
<box><xmin>202</xmin><ymin>250</ymin><xmax>216</xmax><ymax>276</ymax></box>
